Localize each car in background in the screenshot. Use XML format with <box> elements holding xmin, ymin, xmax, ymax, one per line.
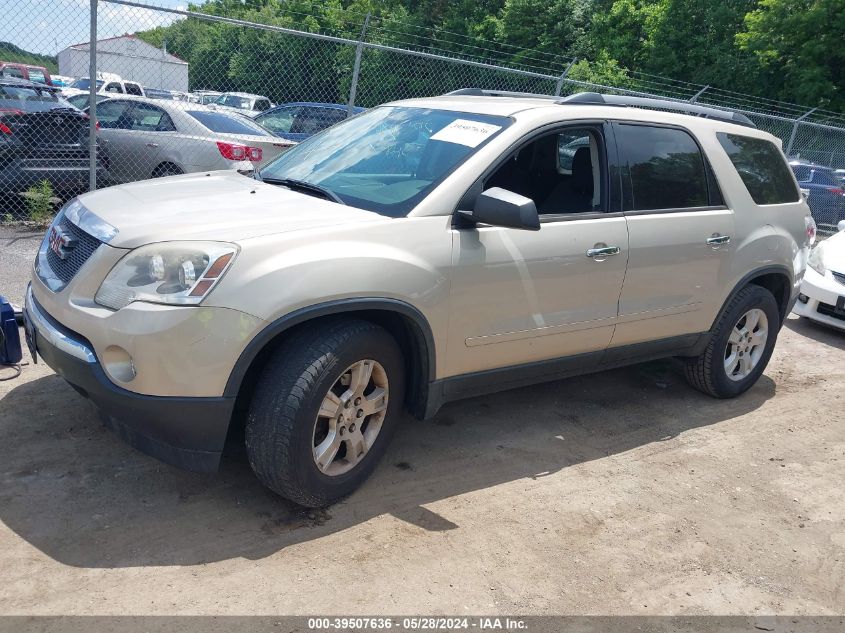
<box><xmin>49</xmin><ymin>74</ymin><xmax>74</xmax><ymax>87</ymax></box>
<box><xmin>790</xmin><ymin>161</ymin><xmax>845</xmax><ymax>230</ymax></box>
<box><xmin>63</xmin><ymin>75</ymin><xmax>145</xmax><ymax>100</ymax></box>
<box><xmin>0</xmin><ymin>62</ymin><xmax>53</xmax><ymax>86</ymax></box>
<box><xmin>88</xmin><ymin>95</ymin><xmax>295</xmax><ymax>183</ymax></box>
<box><xmin>253</xmin><ymin>102</ymin><xmax>363</xmax><ymax>142</ymax></box>
<box><xmin>0</xmin><ymin>77</ymin><xmax>106</xmax><ymax>198</ymax></box>
<box><xmin>835</xmin><ymin>169</ymin><xmax>845</xmax><ymax>186</ymax></box>
<box><xmin>65</xmin><ymin>92</ymin><xmax>111</xmax><ymax>110</ymax></box>
<box><xmin>212</xmin><ymin>92</ymin><xmax>273</xmax><ymax>117</ymax></box>
<box><xmin>793</xmin><ymin>220</ymin><xmax>845</xmax><ymax>331</ymax></box>
<box><xmin>144</xmin><ymin>87</ymin><xmax>178</xmax><ymax>101</ymax></box>
<box><xmin>187</xmin><ymin>90</ymin><xmax>222</xmax><ymax>105</ymax></box>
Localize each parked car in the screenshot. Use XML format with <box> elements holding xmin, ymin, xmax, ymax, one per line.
<box><xmin>0</xmin><ymin>77</ymin><xmax>106</xmax><ymax>198</ymax></box>
<box><xmin>0</xmin><ymin>61</ymin><xmax>53</xmax><ymax>86</ymax></box>
<box><xmin>24</xmin><ymin>90</ymin><xmax>811</xmax><ymax>507</ymax></box>
<box><xmin>835</xmin><ymin>168</ymin><xmax>845</xmax><ymax>186</ymax></box>
<box><xmin>790</xmin><ymin>161</ymin><xmax>845</xmax><ymax>229</ymax></box>
<box><xmin>88</xmin><ymin>95</ymin><xmax>294</xmax><ymax>183</ymax></box>
<box><xmin>63</xmin><ymin>75</ymin><xmax>144</xmax><ymax>100</ymax></box>
<box><xmin>187</xmin><ymin>90</ymin><xmax>222</xmax><ymax>105</ymax></box>
<box><xmin>65</xmin><ymin>92</ymin><xmax>111</xmax><ymax>110</ymax></box>
<box><xmin>254</xmin><ymin>102</ymin><xmax>364</xmax><ymax>142</ymax></box>
<box><xmin>212</xmin><ymin>91</ymin><xmax>273</xmax><ymax>116</ymax></box>
<box><xmin>144</xmin><ymin>87</ymin><xmax>177</xmax><ymax>101</ymax></box>
<box><xmin>793</xmin><ymin>220</ymin><xmax>845</xmax><ymax>331</ymax></box>
<box><xmin>49</xmin><ymin>74</ymin><xmax>75</xmax><ymax>87</ymax></box>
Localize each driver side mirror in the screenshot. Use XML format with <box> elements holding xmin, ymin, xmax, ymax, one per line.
<box><xmin>458</xmin><ymin>187</ymin><xmax>540</xmax><ymax>231</ymax></box>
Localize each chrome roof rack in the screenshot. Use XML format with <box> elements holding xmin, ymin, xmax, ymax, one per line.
<box><xmin>560</xmin><ymin>92</ymin><xmax>756</xmax><ymax>128</ymax></box>
<box><xmin>442</xmin><ymin>88</ymin><xmax>756</xmax><ymax>128</ymax></box>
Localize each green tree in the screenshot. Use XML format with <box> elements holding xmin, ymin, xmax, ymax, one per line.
<box><xmin>737</xmin><ymin>0</ymin><xmax>845</xmax><ymax>110</ymax></box>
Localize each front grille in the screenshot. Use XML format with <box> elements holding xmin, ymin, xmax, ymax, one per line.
<box><xmin>44</xmin><ymin>212</ymin><xmax>102</xmax><ymax>285</ymax></box>
<box><xmin>817</xmin><ymin>302</ymin><xmax>845</xmax><ymax>322</ymax></box>
<box><xmin>833</xmin><ymin>271</ymin><xmax>845</xmax><ymax>287</ymax></box>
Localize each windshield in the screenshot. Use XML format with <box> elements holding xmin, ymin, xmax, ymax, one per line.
<box><xmin>70</xmin><ymin>78</ymin><xmax>104</xmax><ymax>90</ymax></box>
<box><xmin>188</xmin><ymin>110</ymin><xmax>271</xmax><ymax>136</ymax></box>
<box><xmin>216</xmin><ymin>94</ymin><xmax>251</xmax><ymax>109</ymax></box>
<box><xmin>260</xmin><ymin>106</ymin><xmax>510</xmax><ymax>217</ymax></box>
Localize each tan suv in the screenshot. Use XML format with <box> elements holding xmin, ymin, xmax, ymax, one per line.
<box><xmin>24</xmin><ymin>90</ymin><xmax>813</xmax><ymax>507</ymax></box>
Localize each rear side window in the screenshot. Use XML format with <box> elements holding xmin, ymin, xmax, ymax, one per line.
<box><xmin>1</xmin><ymin>66</ymin><xmax>24</xmax><ymax>79</ymax></box>
<box><xmin>718</xmin><ymin>133</ymin><xmax>799</xmax><ymax>204</ymax></box>
<box><xmin>616</xmin><ymin>124</ymin><xmax>709</xmax><ymax>211</ymax></box>
<box><xmin>27</xmin><ymin>68</ymin><xmax>46</xmax><ymax>84</ymax></box>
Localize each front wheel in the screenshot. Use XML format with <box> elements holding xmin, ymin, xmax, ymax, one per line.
<box><xmin>245</xmin><ymin>319</ymin><xmax>405</xmax><ymax>507</ymax></box>
<box><xmin>684</xmin><ymin>285</ymin><xmax>780</xmax><ymax>398</ymax></box>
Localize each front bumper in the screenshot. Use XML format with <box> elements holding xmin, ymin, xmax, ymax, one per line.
<box><xmin>791</xmin><ymin>267</ymin><xmax>845</xmax><ymax>331</ymax></box>
<box><xmin>24</xmin><ymin>285</ymin><xmax>235</xmax><ymax>472</ymax></box>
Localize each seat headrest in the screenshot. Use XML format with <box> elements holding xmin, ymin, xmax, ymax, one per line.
<box><xmin>572</xmin><ymin>146</ymin><xmax>593</xmax><ymax>192</ymax></box>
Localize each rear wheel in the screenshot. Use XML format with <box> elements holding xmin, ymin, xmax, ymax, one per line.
<box><xmin>245</xmin><ymin>319</ymin><xmax>405</xmax><ymax>507</ymax></box>
<box><xmin>684</xmin><ymin>285</ymin><xmax>779</xmax><ymax>398</ymax></box>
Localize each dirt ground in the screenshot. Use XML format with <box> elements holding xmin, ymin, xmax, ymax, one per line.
<box><xmin>1</xmin><ymin>227</ymin><xmax>844</xmax><ymax>616</ymax></box>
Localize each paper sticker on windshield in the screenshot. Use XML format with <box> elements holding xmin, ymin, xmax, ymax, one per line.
<box><xmin>430</xmin><ymin>119</ymin><xmax>502</xmax><ymax>147</ymax></box>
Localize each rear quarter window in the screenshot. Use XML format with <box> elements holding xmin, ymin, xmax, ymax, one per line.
<box><xmin>717</xmin><ymin>133</ymin><xmax>799</xmax><ymax>205</ymax></box>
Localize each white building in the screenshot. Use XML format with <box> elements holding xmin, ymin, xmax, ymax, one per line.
<box><xmin>58</xmin><ymin>34</ymin><xmax>189</xmax><ymax>92</ymax></box>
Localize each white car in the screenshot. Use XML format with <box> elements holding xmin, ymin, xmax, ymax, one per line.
<box><xmin>793</xmin><ymin>220</ymin><xmax>845</xmax><ymax>330</ymax></box>
<box><xmin>211</xmin><ymin>92</ymin><xmax>273</xmax><ymax>117</ymax></box>
<box><xmin>63</xmin><ymin>74</ymin><xmax>145</xmax><ymax>99</ymax></box>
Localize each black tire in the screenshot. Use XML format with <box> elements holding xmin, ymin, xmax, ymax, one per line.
<box><xmin>245</xmin><ymin>319</ymin><xmax>405</xmax><ymax>507</ymax></box>
<box><xmin>684</xmin><ymin>285</ymin><xmax>780</xmax><ymax>398</ymax></box>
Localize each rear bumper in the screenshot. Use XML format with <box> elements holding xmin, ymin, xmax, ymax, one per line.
<box><xmin>0</xmin><ymin>154</ymin><xmax>109</xmax><ymax>193</ymax></box>
<box><xmin>24</xmin><ymin>284</ymin><xmax>234</xmax><ymax>472</ymax></box>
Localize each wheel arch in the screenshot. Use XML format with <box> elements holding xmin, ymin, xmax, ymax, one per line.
<box><xmin>716</xmin><ymin>265</ymin><xmax>793</xmax><ymax>330</ymax></box>
<box><xmin>152</xmin><ymin>161</ymin><xmax>184</xmax><ymax>177</ymax></box>
<box><xmin>223</xmin><ymin>298</ymin><xmax>436</xmax><ymax>426</ymax></box>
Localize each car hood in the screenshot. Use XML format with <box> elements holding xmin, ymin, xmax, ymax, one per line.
<box><xmin>75</xmin><ymin>170</ymin><xmax>385</xmax><ymax>248</ymax></box>
<box><xmin>822</xmin><ymin>231</ymin><xmax>845</xmax><ymax>273</ymax></box>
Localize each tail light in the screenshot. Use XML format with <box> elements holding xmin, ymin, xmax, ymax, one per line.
<box><xmin>825</xmin><ymin>186</ymin><xmax>845</xmax><ymax>196</ymax></box>
<box><xmin>0</xmin><ymin>108</ymin><xmax>21</xmax><ymax>135</ymax></box>
<box><xmin>805</xmin><ymin>214</ymin><xmax>817</xmax><ymax>246</ymax></box>
<box><xmin>217</xmin><ymin>141</ymin><xmax>262</xmax><ymax>162</ymax></box>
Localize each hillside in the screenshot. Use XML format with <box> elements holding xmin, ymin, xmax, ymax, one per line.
<box><xmin>0</xmin><ymin>42</ymin><xmax>58</xmax><ymax>73</ymax></box>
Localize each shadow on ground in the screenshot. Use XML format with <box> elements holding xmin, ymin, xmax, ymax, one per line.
<box><xmin>784</xmin><ymin>315</ymin><xmax>845</xmax><ymax>350</ymax></box>
<box><xmin>0</xmin><ymin>358</ymin><xmax>775</xmax><ymax>568</ymax></box>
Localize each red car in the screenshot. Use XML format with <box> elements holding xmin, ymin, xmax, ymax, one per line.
<box><xmin>0</xmin><ymin>62</ymin><xmax>53</xmax><ymax>86</ymax></box>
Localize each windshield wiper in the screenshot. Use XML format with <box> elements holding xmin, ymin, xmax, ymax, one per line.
<box><xmin>259</xmin><ymin>176</ymin><xmax>345</xmax><ymax>205</ymax></box>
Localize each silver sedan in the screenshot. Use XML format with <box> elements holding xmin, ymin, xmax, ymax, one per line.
<box><xmin>89</xmin><ymin>95</ymin><xmax>295</xmax><ymax>184</ymax></box>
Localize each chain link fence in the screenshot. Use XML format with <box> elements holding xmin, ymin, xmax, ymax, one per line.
<box><xmin>2</xmin><ymin>0</ymin><xmax>845</xmax><ymax>232</ymax></box>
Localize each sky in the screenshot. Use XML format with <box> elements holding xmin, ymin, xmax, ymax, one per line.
<box><xmin>0</xmin><ymin>0</ymin><xmax>201</xmax><ymax>56</ymax></box>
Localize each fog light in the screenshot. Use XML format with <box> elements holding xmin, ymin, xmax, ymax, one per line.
<box><xmin>102</xmin><ymin>345</ymin><xmax>136</xmax><ymax>383</ymax></box>
<box><xmin>798</xmin><ymin>294</ymin><xmax>809</xmax><ymax>304</ymax></box>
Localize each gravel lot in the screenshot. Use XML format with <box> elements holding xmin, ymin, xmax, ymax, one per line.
<box><xmin>1</xmin><ymin>225</ymin><xmax>843</xmax><ymax>616</ymax></box>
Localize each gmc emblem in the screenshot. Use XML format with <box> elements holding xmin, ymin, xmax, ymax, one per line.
<box><xmin>48</xmin><ymin>226</ymin><xmax>77</xmax><ymax>260</ymax></box>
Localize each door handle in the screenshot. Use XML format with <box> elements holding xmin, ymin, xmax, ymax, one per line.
<box><xmin>586</xmin><ymin>246</ymin><xmax>621</xmax><ymax>258</ymax></box>
<box><xmin>707</xmin><ymin>234</ymin><xmax>731</xmax><ymax>247</ymax></box>
<box><xmin>145</xmin><ymin>142</ymin><xmax>159</xmax><ymax>148</ymax></box>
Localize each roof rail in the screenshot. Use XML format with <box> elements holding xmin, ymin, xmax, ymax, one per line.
<box><xmin>559</xmin><ymin>92</ymin><xmax>756</xmax><ymax>128</ymax></box>
<box><xmin>443</xmin><ymin>88</ymin><xmax>558</xmax><ymax>101</ymax></box>
<box><xmin>441</xmin><ymin>88</ymin><xmax>756</xmax><ymax>128</ymax></box>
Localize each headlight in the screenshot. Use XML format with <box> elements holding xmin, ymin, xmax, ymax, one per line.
<box><xmin>807</xmin><ymin>242</ymin><xmax>826</xmax><ymax>276</ymax></box>
<box><xmin>95</xmin><ymin>242</ymin><xmax>237</xmax><ymax>310</ymax></box>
